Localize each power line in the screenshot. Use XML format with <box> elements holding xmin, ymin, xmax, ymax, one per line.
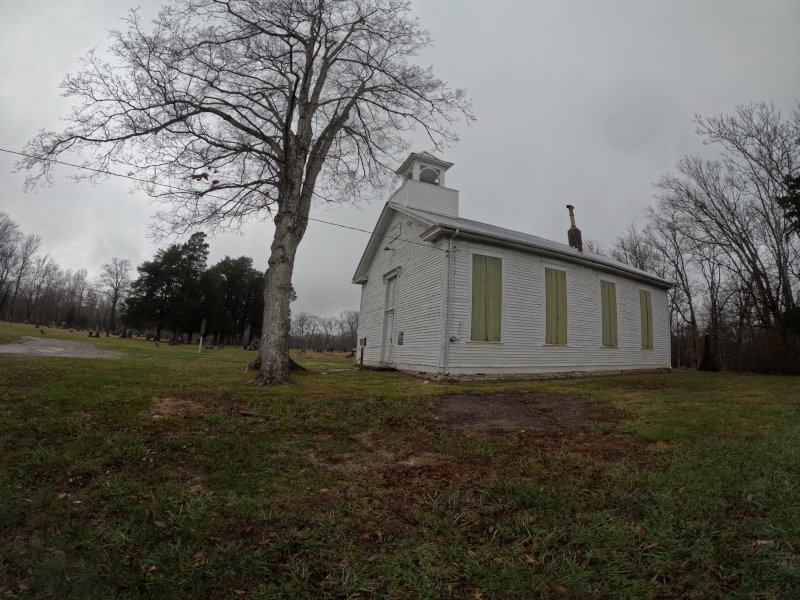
<box><xmin>0</xmin><ymin>146</ymin><xmax>446</xmax><ymax>254</ymax></box>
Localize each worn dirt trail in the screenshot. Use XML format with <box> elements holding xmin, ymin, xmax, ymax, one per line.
<box><xmin>0</xmin><ymin>336</ymin><xmax>124</xmax><ymax>359</ymax></box>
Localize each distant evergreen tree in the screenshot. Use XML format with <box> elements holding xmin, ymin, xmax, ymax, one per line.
<box><xmin>123</xmin><ymin>233</ymin><xmax>208</xmax><ymax>340</ymax></box>
<box><xmin>205</xmin><ymin>256</ymin><xmax>265</xmax><ymax>345</ymax></box>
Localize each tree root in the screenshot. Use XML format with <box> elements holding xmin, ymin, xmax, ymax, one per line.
<box><xmin>245</xmin><ymin>353</ymin><xmax>307</xmax><ymax>377</ymax></box>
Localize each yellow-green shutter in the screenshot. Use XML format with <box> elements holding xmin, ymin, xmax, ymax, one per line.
<box><xmin>640</xmin><ymin>290</ymin><xmax>653</xmax><ymax>349</ymax></box>
<box><xmin>471</xmin><ymin>254</ymin><xmax>502</xmax><ymax>342</ymax></box>
<box><xmin>471</xmin><ymin>255</ymin><xmax>487</xmax><ymax>341</ymax></box>
<box><xmin>557</xmin><ymin>270</ymin><xmax>567</xmax><ymax>345</ymax></box>
<box><xmin>601</xmin><ymin>281</ymin><xmax>617</xmax><ymax>347</ymax></box>
<box><xmin>485</xmin><ymin>256</ymin><xmax>502</xmax><ymax>342</ymax></box>
<box><xmin>546</xmin><ymin>268</ymin><xmax>567</xmax><ymax>345</ymax></box>
<box><xmin>545</xmin><ymin>268</ymin><xmax>557</xmax><ymax>344</ymax></box>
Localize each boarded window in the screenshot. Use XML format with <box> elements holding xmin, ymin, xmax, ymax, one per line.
<box><xmin>601</xmin><ymin>281</ymin><xmax>618</xmax><ymax>347</ymax></box>
<box><xmin>545</xmin><ymin>268</ymin><xmax>568</xmax><ymax>345</ymax></box>
<box><xmin>640</xmin><ymin>290</ymin><xmax>653</xmax><ymax>349</ymax></box>
<box><xmin>471</xmin><ymin>254</ymin><xmax>502</xmax><ymax>342</ymax></box>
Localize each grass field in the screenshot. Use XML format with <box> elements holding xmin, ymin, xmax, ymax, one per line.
<box><xmin>1</xmin><ymin>321</ymin><xmax>799</xmax><ymax>598</ymax></box>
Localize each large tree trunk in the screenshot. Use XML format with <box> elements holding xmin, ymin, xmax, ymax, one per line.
<box><xmin>254</xmin><ymin>202</ymin><xmax>309</xmax><ymax>385</ymax></box>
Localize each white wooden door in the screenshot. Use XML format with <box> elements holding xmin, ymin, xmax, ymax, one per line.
<box><xmin>381</xmin><ymin>275</ymin><xmax>397</xmax><ymax>363</ymax></box>
<box><xmin>381</xmin><ymin>310</ymin><xmax>395</xmax><ymax>363</ymax></box>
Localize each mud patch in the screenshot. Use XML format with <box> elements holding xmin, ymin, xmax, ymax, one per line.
<box><xmin>431</xmin><ymin>390</ymin><xmax>614</xmax><ymax>432</ymax></box>
<box><xmin>308</xmin><ymin>450</ymin><xmax>450</xmax><ymax>474</ymax></box>
<box><xmin>140</xmin><ymin>394</ymin><xmax>217</xmax><ymax>419</ymax></box>
<box><xmin>0</xmin><ymin>336</ymin><xmax>124</xmax><ymax>359</ymax></box>
<box><xmin>306</xmin><ymin>431</ymin><xmax>449</xmax><ymax>474</ymax></box>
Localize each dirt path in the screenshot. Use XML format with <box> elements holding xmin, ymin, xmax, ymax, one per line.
<box><xmin>0</xmin><ymin>336</ymin><xmax>125</xmax><ymax>360</ymax></box>
<box><xmin>431</xmin><ymin>390</ymin><xmax>616</xmax><ymax>432</ymax></box>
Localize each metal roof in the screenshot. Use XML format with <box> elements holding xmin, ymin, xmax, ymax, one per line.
<box><xmin>394</xmin><ymin>204</ymin><xmax>672</xmax><ymax>288</ymax></box>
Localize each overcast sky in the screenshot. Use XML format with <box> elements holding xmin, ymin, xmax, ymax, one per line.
<box><xmin>1</xmin><ymin>0</ymin><xmax>799</xmax><ymax>316</ymax></box>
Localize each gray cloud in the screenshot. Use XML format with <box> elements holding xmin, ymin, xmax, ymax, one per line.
<box><xmin>1</xmin><ymin>0</ymin><xmax>798</xmax><ymax>316</ymax></box>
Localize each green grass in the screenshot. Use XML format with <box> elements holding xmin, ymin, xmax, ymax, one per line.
<box><xmin>1</xmin><ymin>320</ymin><xmax>799</xmax><ymax>598</ymax></box>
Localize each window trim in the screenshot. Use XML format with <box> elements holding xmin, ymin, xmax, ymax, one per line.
<box><xmin>382</xmin><ymin>266</ymin><xmax>401</xmax><ymax>281</ymax></box>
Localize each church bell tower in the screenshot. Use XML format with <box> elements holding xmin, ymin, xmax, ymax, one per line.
<box><xmin>390</xmin><ymin>151</ymin><xmax>459</xmax><ymax>217</ymax></box>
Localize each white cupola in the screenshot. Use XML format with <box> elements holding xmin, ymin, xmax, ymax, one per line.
<box><xmin>396</xmin><ymin>151</ymin><xmax>453</xmax><ymax>187</ymax></box>
<box><xmin>389</xmin><ymin>152</ymin><xmax>459</xmax><ymax>218</ymax></box>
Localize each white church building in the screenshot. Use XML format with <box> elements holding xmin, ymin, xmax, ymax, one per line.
<box><xmin>353</xmin><ymin>152</ymin><xmax>672</xmax><ymax>377</ymax></box>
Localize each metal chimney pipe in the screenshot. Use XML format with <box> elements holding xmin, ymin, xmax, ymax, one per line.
<box><xmin>566</xmin><ymin>205</ymin><xmax>583</xmax><ymax>252</ymax></box>
<box><xmin>566</xmin><ymin>204</ymin><xmax>577</xmax><ymax>228</ymax></box>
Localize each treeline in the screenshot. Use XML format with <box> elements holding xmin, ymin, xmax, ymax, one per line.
<box><xmin>121</xmin><ymin>232</ymin><xmax>360</xmax><ymax>350</ymax></box>
<box><xmin>608</xmin><ymin>102</ymin><xmax>800</xmax><ymax>373</ymax></box>
<box><xmin>0</xmin><ymin>212</ymin><xmax>129</xmax><ymax>330</ymax></box>
<box><xmin>0</xmin><ymin>216</ymin><xmax>360</xmax><ymax>350</ymax></box>
<box><xmin>290</xmin><ymin>310</ymin><xmax>359</xmax><ymax>352</ymax></box>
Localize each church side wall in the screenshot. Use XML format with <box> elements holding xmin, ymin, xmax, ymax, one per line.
<box><xmin>444</xmin><ymin>240</ymin><xmax>671</xmax><ymax>374</ymax></box>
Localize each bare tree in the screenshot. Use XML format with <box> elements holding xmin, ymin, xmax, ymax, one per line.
<box><xmin>84</xmin><ymin>287</ymin><xmax>102</xmax><ymax>331</ymax></box>
<box><xmin>24</xmin><ymin>255</ymin><xmax>57</xmax><ymax>323</ymax></box>
<box><xmin>0</xmin><ymin>213</ymin><xmax>21</xmax><ymax>316</ymax></box>
<box><xmin>611</xmin><ymin>223</ymin><xmax>657</xmax><ymax>272</ymax></box>
<box><xmin>631</xmin><ymin>102</ymin><xmax>800</xmax><ymax>371</ymax></box>
<box><xmin>5</xmin><ymin>234</ymin><xmax>41</xmax><ymax>321</ymax></box>
<box><xmin>20</xmin><ymin>0</ymin><xmax>472</xmax><ymax>383</ymax></box>
<box><xmin>98</xmin><ymin>258</ymin><xmax>132</xmax><ymax>333</ymax></box>
<box><xmin>67</xmin><ymin>268</ymin><xmax>89</xmax><ymax>326</ymax></box>
<box><xmin>583</xmin><ymin>240</ymin><xmax>607</xmax><ymax>256</ymax></box>
<box><xmin>320</xmin><ymin>315</ymin><xmax>334</xmax><ymax>351</ymax></box>
<box><xmin>337</xmin><ymin>309</ymin><xmax>359</xmax><ymax>349</ymax></box>
<box><xmin>46</xmin><ymin>266</ymin><xmax>69</xmax><ymax>325</ymax></box>
<box><xmin>656</xmin><ymin>109</ymin><xmax>798</xmax><ymax>333</ymax></box>
<box><xmin>306</xmin><ymin>314</ymin><xmax>320</xmax><ymax>351</ymax></box>
<box><xmin>645</xmin><ymin>206</ymin><xmax>701</xmax><ymax>366</ymax></box>
<box><xmin>292</xmin><ymin>311</ymin><xmax>311</xmax><ymax>350</ymax></box>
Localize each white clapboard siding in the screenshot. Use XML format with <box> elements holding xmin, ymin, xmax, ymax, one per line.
<box><xmin>389</xmin><ymin>180</ymin><xmax>459</xmax><ymax>218</ymax></box>
<box><xmin>444</xmin><ymin>240</ymin><xmax>671</xmax><ymax>374</ymax></box>
<box><xmin>356</xmin><ymin>211</ymin><xmax>445</xmax><ymax>370</ymax></box>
